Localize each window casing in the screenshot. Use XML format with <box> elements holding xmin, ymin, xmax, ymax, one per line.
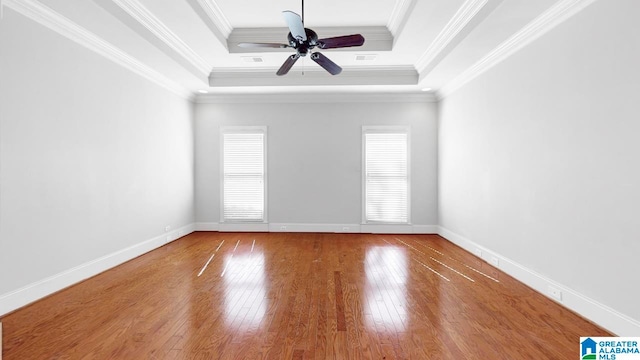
<box><xmin>221</xmin><ymin>127</ymin><xmax>267</xmax><ymax>222</ymax></box>
<box><xmin>363</xmin><ymin>127</ymin><xmax>410</xmax><ymax>224</ymax></box>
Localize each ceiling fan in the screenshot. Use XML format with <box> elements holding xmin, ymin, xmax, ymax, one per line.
<box><xmin>237</xmin><ymin>0</ymin><xmax>365</xmax><ymax>76</ymax></box>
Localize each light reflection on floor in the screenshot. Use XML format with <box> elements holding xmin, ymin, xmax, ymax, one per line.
<box><xmin>364</xmin><ymin>245</ymin><xmax>408</xmax><ymax>332</ymax></box>
<box><xmin>222</xmin><ymin>250</ymin><xmax>267</xmax><ymax>329</ymax></box>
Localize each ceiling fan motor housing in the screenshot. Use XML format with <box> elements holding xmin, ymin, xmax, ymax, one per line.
<box><xmin>288</xmin><ymin>28</ymin><xmax>318</xmax><ymax>56</ymax></box>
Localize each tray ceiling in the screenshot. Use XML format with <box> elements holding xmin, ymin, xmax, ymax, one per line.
<box><xmin>2</xmin><ymin>0</ymin><xmax>594</xmax><ymax>98</ymax></box>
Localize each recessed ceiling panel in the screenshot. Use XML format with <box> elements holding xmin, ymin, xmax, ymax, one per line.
<box><xmin>215</xmin><ymin>0</ymin><xmax>397</xmax><ymax>28</ymax></box>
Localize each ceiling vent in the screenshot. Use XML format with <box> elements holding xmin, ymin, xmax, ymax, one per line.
<box><xmin>355</xmin><ymin>54</ymin><xmax>377</xmax><ymax>61</ymax></box>
<box><xmin>242</xmin><ymin>56</ymin><xmax>264</xmax><ymax>63</ymax></box>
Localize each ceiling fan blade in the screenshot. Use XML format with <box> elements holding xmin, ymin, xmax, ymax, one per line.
<box><xmin>317</xmin><ymin>34</ymin><xmax>365</xmax><ymax>49</ymax></box>
<box><xmin>238</xmin><ymin>42</ymin><xmax>290</xmax><ymax>49</ymax></box>
<box><xmin>277</xmin><ymin>53</ymin><xmax>300</xmax><ymax>76</ymax></box>
<box><xmin>282</xmin><ymin>11</ymin><xmax>307</xmax><ymax>42</ymax></box>
<box><xmin>311</xmin><ymin>52</ymin><xmax>342</xmax><ymax>75</ymax></box>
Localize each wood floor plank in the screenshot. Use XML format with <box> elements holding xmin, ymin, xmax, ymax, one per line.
<box><xmin>0</xmin><ymin>232</ymin><xmax>611</xmax><ymax>359</ymax></box>
<box><xmin>333</xmin><ymin>271</ymin><xmax>347</xmax><ymax>332</ymax></box>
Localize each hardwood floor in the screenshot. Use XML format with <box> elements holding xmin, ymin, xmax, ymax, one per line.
<box><xmin>1</xmin><ymin>232</ymin><xmax>610</xmax><ymax>359</ymax></box>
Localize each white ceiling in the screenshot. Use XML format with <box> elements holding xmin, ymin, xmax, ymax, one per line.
<box><xmin>15</xmin><ymin>0</ymin><xmax>571</xmax><ymax>97</ymax></box>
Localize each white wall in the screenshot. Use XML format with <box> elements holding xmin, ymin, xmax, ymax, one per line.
<box><xmin>195</xmin><ymin>96</ymin><xmax>438</xmax><ymax>232</ymax></box>
<box><xmin>0</xmin><ymin>8</ymin><xmax>195</xmax><ymax>314</ymax></box>
<box><xmin>439</xmin><ymin>0</ymin><xmax>640</xmax><ymax>334</ymax></box>
<box><xmin>5</xmin><ymin>0</ymin><xmax>634</xmax><ymax>337</ymax></box>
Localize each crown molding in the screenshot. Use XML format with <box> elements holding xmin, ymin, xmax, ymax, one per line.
<box><xmin>208</xmin><ymin>66</ymin><xmax>417</xmax><ymax>87</ymax></box>
<box><xmin>438</xmin><ymin>0</ymin><xmax>600</xmax><ymax>99</ymax></box>
<box><xmin>3</xmin><ymin>0</ymin><xmax>192</xmax><ymax>100</ymax></box>
<box><xmin>106</xmin><ymin>0</ymin><xmax>210</xmax><ymax>77</ymax></box>
<box><xmin>195</xmin><ymin>0</ymin><xmax>231</xmax><ymax>36</ymax></box>
<box><xmin>196</xmin><ymin>91</ymin><xmax>436</xmax><ymax>104</ymax></box>
<box><xmin>387</xmin><ymin>0</ymin><xmax>417</xmax><ymax>38</ymax></box>
<box><xmin>227</xmin><ymin>26</ymin><xmax>393</xmax><ymax>53</ymax></box>
<box><xmin>186</xmin><ymin>0</ymin><xmax>231</xmax><ymax>47</ymax></box>
<box><xmin>415</xmin><ymin>0</ymin><xmax>488</xmax><ymax>76</ymax></box>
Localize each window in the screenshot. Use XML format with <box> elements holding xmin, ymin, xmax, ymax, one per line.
<box><xmin>221</xmin><ymin>127</ymin><xmax>266</xmax><ymax>222</ymax></box>
<box><xmin>363</xmin><ymin>127</ymin><xmax>409</xmax><ymax>223</ymax></box>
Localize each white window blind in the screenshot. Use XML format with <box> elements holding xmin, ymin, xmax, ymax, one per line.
<box><xmin>364</xmin><ymin>131</ymin><xmax>409</xmax><ymax>223</ymax></box>
<box><xmin>222</xmin><ymin>131</ymin><xmax>265</xmax><ymax>222</ymax></box>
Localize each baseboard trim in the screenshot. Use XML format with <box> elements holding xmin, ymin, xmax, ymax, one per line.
<box><xmin>360</xmin><ymin>224</ymin><xmax>412</xmax><ymax>234</ymax></box>
<box><xmin>195</xmin><ymin>222</ymin><xmax>438</xmax><ymax>234</ymax></box>
<box><xmin>218</xmin><ymin>223</ymin><xmax>269</xmax><ymax>232</ymax></box>
<box><xmin>0</xmin><ymin>223</ymin><xmax>195</xmax><ymax>317</ymax></box>
<box><xmin>412</xmin><ymin>225</ymin><xmax>439</xmax><ymax>234</ymax></box>
<box><xmin>195</xmin><ymin>222</ymin><xmax>220</xmax><ymax>231</ymax></box>
<box><xmin>437</xmin><ymin>226</ymin><xmax>640</xmax><ymax>336</ymax></box>
<box><xmin>269</xmin><ymin>223</ymin><xmax>361</xmax><ymax>233</ymax></box>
